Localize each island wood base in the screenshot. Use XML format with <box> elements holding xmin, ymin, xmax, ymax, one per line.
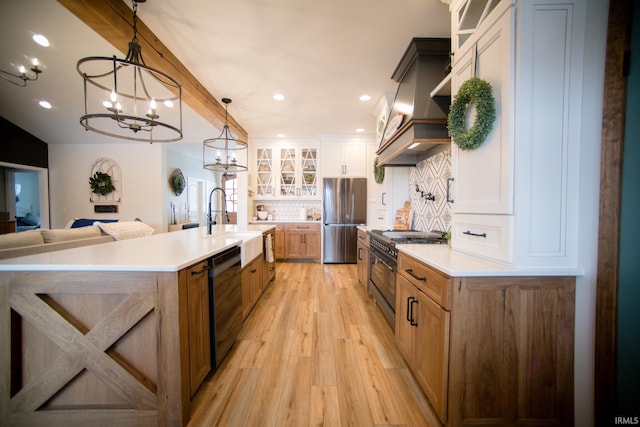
<box><xmin>0</xmin><ymin>270</ymin><xmax>190</xmax><ymax>426</ymax></box>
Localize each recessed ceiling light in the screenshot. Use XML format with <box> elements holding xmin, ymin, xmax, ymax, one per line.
<box><xmin>32</xmin><ymin>34</ymin><xmax>49</xmax><ymax>47</ymax></box>
<box><xmin>359</xmin><ymin>94</ymin><xmax>371</xmax><ymax>102</ymax></box>
<box><xmin>273</xmin><ymin>94</ymin><xmax>285</xmax><ymax>101</ymax></box>
<box><xmin>356</xmin><ymin>128</ymin><xmax>365</xmax><ymax>133</ymax></box>
<box><xmin>38</xmin><ymin>100</ymin><xmax>52</xmax><ymax>109</ymax></box>
<box><xmin>277</xmin><ymin>133</ymin><xmax>286</xmax><ymax>138</ymax></box>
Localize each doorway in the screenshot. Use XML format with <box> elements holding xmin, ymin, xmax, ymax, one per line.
<box><xmin>0</xmin><ymin>161</ymin><xmax>49</xmax><ymax>230</ymax></box>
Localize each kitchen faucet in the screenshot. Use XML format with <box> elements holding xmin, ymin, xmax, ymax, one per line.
<box><xmin>207</xmin><ymin>187</ymin><xmax>230</xmax><ymax>234</ymax></box>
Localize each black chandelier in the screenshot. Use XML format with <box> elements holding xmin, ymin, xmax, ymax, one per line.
<box><xmin>0</xmin><ymin>59</ymin><xmax>43</xmax><ymax>87</ymax></box>
<box><xmin>203</xmin><ymin>98</ymin><xmax>248</xmax><ymax>174</ymax></box>
<box><xmin>77</xmin><ymin>0</ymin><xmax>182</xmax><ymax>142</ymax></box>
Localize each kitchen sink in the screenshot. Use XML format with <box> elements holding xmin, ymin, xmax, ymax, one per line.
<box><xmin>223</xmin><ymin>231</ymin><xmax>263</xmax><ymax>267</ymax></box>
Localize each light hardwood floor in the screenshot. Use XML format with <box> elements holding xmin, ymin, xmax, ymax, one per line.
<box><xmin>188</xmin><ymin>262</ymin><xmax>441</xmax><ymax>427</ymax></box>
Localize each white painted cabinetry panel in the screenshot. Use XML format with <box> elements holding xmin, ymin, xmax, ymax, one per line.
<box><xmin>451</xmin><ymin>7</ymin><xmax>513</xmax><ymax>215</ymax></box>
<box><xmin>450</xmin><ymin>0</ymin><xmax>587</xmax><ymax>269</ymax></box>
<box><xmin>321</xmin><ymin>139</ymin><xmax>369</xmax><ymax>177</ymax></box>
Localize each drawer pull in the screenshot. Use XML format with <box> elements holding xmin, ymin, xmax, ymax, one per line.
<box><xmin>463</xmin><ymin>230</ymin><xmax>487</xmax><ymax>238</ymax></box>
<box><xmin>405</xmin><ymin>268</ymin><xmax>427</xmax><ymax>282</ymax></box>
<box><xmin>409</xmin><ymin>298</ymin><xmax>418</xmax><ymax>327</ymax></box>
<box><xmin>190</xmin><ymin>265</ymin><xmax>212</xmax><ymax>275</ymax></box>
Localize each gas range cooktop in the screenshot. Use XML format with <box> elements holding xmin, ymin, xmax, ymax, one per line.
<box><xmin>370</xmin><ymin>229</ymin><xmax>448</xmax><ymax>245</ymax></box>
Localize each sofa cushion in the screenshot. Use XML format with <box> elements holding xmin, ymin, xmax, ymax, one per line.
<box><xmin>41</xmin><ymin>226</ymin><xmax>102</xmax><ymax>243</ymax></box>
<box><xmin>96</xmin><ymin>221</ymin><xmax>155</xmax><ymax>240</ymax></box>
<box><xmin>0</xmin><ymin>230</ymin><xmax>45</xmax><ymax>249</ymax></box>
<box><xmin>70</xmin><ymin>218</ymin><xmax>118</xmax><ymax>228</ymax></box>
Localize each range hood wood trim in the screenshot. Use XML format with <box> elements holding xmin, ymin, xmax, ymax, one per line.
<box><xmin>376</xmin><ymin>118</ymin><xmax>450</xmax><ymax>167</ymax></box>
<box><xmin>377</xmin><ymin>118</ymin><xmax>449</xmax><ymax>153</ymax></box>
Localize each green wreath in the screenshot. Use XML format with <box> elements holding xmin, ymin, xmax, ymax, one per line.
<box><xmin>374</xmin><ymin>157</ymin><xmax>385</xmax><ymax>184</ymax></box>
<box><xmin>447</xmin><ymin>77</ymin><xmax>496</xmax><ymax>151</ymax></box>
<box><xmin>89</xmin><ymin>171</ymin><xmax>115</xmax><ymax>195</ymax></box>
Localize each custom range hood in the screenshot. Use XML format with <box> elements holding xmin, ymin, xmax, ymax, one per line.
<box><xmin>376</xmin><ymin>38</ymin><xmax>451</xmax><ymax>166</ymax></box>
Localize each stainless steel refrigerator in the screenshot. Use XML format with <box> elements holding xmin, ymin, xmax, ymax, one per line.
<box><xmin>323</xmin><ymin>177</ymin><xmax>367</xmax><ymax>263</ymax></box>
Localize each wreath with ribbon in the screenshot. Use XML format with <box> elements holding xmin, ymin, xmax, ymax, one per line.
<box><xmin>447</xmin><ymin>77</ymin><xmax>496</xmax><ymax>151</ymax></box>
<box><xmin>373</xmin><ymin>157</ymin><xmax>385</xmax><ymax>184</ymax></box>
<box><xmin>89</xmin><ymin>171</ymin><xmax>115</xmax><ymax>195</ymax></box>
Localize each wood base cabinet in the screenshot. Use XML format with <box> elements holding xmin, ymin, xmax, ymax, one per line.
<box><xmin>284</xmin><ymin>223</ymin><xmax>320</xmax><ymax>261</ymax></box>
<box><xmin>449</xmin><ymin>275</ymin><xmax>575</xmax><ymax>427</ymax></box>
<box><xmin>183</xmin><ymin>260</ymin><xmax>212</xmax><ymax>398</ymax></box>
<box><xmin>395</xmin><ymin>252</ymin><xmax>575</xmax><ymax>426</ymax></box>
<box><xmin>396</xmin><ymin>257</ymin><xmax>451</xmax><ymax>422</ymax></box>
<box><xmin>242</xmin><ymin>256</ymin><xmax>262</xmax><ymax>318</ymax></box>
<box><xmin>356</xmin><ymin>229</ymin><xmax>369</xmax><ymax>287</ymax></box>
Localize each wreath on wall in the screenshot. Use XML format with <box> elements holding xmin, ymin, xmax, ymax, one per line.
<box><xmin>447</xmin><ymin>77</ymin><xmax>496</xmax><ymax>151</ymax></box>
<box><xmin>373</xmin><ymin>157</ymin><xmax>385</xmax><ymax>184</ymax></box>
<box><xmin>89</xmin><ymin>171</ymin><xmax>115</xmax><ymax>196</ymax></box>
<box><xmin>169</xmin><ymin>168</ymin><xmax>186</xmax><ymax>196</ymax></box>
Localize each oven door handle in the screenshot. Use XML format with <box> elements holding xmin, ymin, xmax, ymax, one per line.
<box><xmin>379</xmin><ymin>258</ymin><xmax>395</xmax><ymax>272</ymax></box>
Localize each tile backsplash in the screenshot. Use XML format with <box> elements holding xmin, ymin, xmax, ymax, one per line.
<box><xmin>252</xmin><ymin>199</ymin><xmax>321</xmax><ymax>221</ymax></box>
<box><xmin>409</xmin><ymin>147</ymin><xmax>452</xmax><ymax>232</ymax></box>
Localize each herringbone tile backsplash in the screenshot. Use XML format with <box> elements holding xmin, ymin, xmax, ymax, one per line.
<box><xmin>409</xmin><ymin>147</ymin><xmax>452</xmax><ymax>232</ymax></box>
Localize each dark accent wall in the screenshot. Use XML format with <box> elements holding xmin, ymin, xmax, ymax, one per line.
<box><xmin>0</xmin><ymin>116</ymin><xmax>48</xmax><ymax>168</ymax></box>
<box><xmin>618</xmin><ymin>1</ymin><xmax>640</xmax><ymax>418</ymax></box>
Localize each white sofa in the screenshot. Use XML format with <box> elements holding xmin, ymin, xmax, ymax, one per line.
<box><xmin>0</xmin><ymin>226</ymin><xmax>114</xmax><ymax>260</ymax></box>
<box><xmin>0</xmin><ymin>221</ymin><xmax>155</xmax><ymax>260</ymax></box>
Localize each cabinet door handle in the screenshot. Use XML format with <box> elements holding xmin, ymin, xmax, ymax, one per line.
<box><xmin>410</xmin><ymin>298</ymin><xmax>418</xmax><ymax>327</ymax></box>
<box><xmin>406</xmin><ymin>297</ymin><xmax>413</xmax><ymax>322</ymax></box>
<box><xmin>463</xmin><ymin>230</ymin><xmax>487</xmax><ymax>238</ymax></box>
<box><xmin>382</xmin><ymin>192</ymin><xmax>387</xmax><ymax>206</ymax></box>
<box><xmin>405</xmin><ymin>268</ymin><xmax>427</xmax><ymax>282</ymax></box>
<box><xmin>190</xmin><ymin>265</ymin><xmax>212</xmax><ymax>275</ymax></box>
<box><xmin>358</xmin><ymin>247</ymin><xmax>363</xmax><ymax>261</ymax></box>
<box><xmin>250</xmin><ymin>268</ymin><xmax>257</xmax><ymax>274</ymax></box>
<box><xmin>446</xmin><ymin>177</ymin><xmax>454</xmax><ymax>203</ymax></box>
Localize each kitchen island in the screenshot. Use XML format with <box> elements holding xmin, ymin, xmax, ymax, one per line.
<box><xmin>0</xmin><ymin>224</ymin><xmax>273</xmax><ymax>427</ymax></box>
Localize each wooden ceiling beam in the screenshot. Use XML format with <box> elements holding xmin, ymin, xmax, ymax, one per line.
<box><xmin>57</xmin><ymin>0</ymin><xmax>248</xmax><ymax>141</ymax></box>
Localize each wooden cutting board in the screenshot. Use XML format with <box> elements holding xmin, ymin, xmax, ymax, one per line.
<box><xmin>393</xmin><ymin>201</ymin><xmax>411</xmax><ymax>230</ymax></box>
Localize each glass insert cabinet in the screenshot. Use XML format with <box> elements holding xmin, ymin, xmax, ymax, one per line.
<box><xmin>254</xmin><ymin>142</ymin><xmax>319</xmax><ymax>199</ymax></box>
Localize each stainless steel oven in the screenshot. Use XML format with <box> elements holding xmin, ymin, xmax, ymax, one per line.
<box><xmin>368</xmin><ymin>230</ymin><xmax>447</xmax><ymax>330</ymax></box>
<box><xmin>368</xmin><ymin>240</ymin><xmax>397</xmax><ymax>328</ymax></box>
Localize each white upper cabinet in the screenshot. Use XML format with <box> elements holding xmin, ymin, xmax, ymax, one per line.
<box><xmin>449</xmin><ymin>0</ymin><xmax>588</xmax><ymax>269</ymax></box>
<box><xmin>321</xmin><ymin>138</ymin><xmax>369</xmax><ymax>178</ymax></box>
<box><xmin>450</xmin><ymin>0</ymin><xmax>507</xmax><ymax>55</ymax></box>
<box><xmin>253</xmin><ymin>141</ymin><xmax>319</xmax><ymax>199</ymax></box>
<box><xmin>450</xmin><ymin>6</ymin><xmax>513</xmax><ymax>215</ymax></box>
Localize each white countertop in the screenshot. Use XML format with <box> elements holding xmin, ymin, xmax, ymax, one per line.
<box><xmin>397</xmin><ymin>244</ymin><xmax>583</xmax><ymax>277</ymax></box>
<box><xmin>249</xmin><ymin>220</ymin><xmax>321</xmax><ymax>224</ymax></box>
<box><xmin>354</xmin><ymin>227</ymin><xmax>581</xmax><ymax>276</ymax></box>
<box><xmin>0</xmin><ymin>224</ymin><xmax>275</xmax><ymax>273</ymax></box>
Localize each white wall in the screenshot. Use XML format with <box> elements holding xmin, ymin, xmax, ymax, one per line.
<box><xmin>48</xmin><ymin>142</ymin><xmax>247</xmax><ymax>233</ymax></box>
<box><xmin>49</xmin><ymin>143</ymin><xmax>166</xmax><ymax>232</ymax></box>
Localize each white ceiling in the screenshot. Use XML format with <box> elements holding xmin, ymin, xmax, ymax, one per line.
<box><xmin>0</xmin><ymin>0</ymin><xmax>450</xmax><ymax>158</ymax></box>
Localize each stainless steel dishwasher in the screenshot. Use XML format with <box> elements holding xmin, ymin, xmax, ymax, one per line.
<box><xmin>209</xmin><ymin>245</ymin><xmax>242</xmax><ymax>369</ymax></box>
